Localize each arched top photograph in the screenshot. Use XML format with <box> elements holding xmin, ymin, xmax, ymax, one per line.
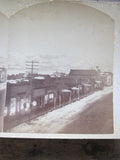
<box><xmin>0</xmin><ymin>0</ymin><xmax>120</xmax><ymax>139</ymax></box>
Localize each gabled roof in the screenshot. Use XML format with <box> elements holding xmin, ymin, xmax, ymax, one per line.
<box><xmin>69</xmin><ymin>69</ymin><xmax>97</xmax><ymax>76</ymax></box>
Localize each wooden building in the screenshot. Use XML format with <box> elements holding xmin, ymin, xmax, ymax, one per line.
<box><xmin>69</xmin><ymin>69</ymin><xmax>98</xmax><ymax>84</ymax></box>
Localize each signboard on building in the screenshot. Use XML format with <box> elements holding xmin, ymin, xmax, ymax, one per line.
<box><xmin>0</xmin><ymin>68</ymin><xmax>6</xmax><ymax>83</ymax></box>
<box><xmin>33</xmin><ymin>88</ymin><xmax>45</xmax><ymax>98</ymax></box>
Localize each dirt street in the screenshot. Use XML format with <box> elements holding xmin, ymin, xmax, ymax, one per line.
<box><xmin>59</xmin><ymin>93</ymin><xmax>113</xmax><ymax>134</ymax></box>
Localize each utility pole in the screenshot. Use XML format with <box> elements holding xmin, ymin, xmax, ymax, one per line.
<box><xmin>26</xmin><ymin>61</ymin><xmax>39</xmax><ymax>108</ymax></box>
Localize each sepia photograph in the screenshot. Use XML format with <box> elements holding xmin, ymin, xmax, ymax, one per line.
<box><xmin>0</xmin><ymin>0</ymin><xmax>120</xmax><ymax>138</ymax></box>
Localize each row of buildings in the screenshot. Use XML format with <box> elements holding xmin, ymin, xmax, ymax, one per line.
<box><xmin>5</xmin><ymin>68</ymin><xmax>113</xmax><ymax>117</ymax></box>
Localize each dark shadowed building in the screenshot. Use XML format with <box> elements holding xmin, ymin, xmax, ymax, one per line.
<box><xmin>69</xmin><ymin>69</ymin><xmax>98</xmax><ymax>84</ymax></box>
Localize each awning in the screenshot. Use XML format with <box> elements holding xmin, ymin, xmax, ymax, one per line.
<box><xmin>61</xmin><ymin>89</ymin><xmax>71</xmax><ymax>93</ymax></box>
<box><xmin>95</xmin><ymin>81</ymin><xmax>102</xmax><ymax>84</ymax></box>
<box><xmin>71</xmin><ymin>87</ymin><xmax>79</xmax><ymax>90</ymax></box>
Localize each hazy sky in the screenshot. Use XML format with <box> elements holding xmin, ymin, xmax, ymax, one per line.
<box><xmin>1</xmin><ymin>2</ymin><xmax>114</xmax><ymax>74</ymax></box>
